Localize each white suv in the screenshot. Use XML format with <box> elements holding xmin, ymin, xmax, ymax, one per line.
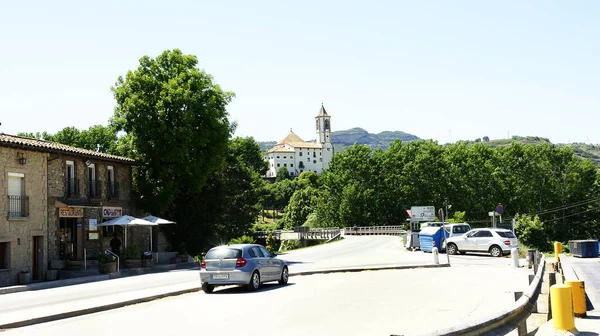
<box><xmin>446</xmin><ymin>228</ymin><xmax>518</xmax><ymax>257</ymax></box>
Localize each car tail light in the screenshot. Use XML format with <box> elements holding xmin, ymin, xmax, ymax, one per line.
<box><xmin>504</xmin><ymin>240</ymin><xmax>511</xmax><ymax>246</ymax></box>
<box><xmin>236</xmin><ymin>258</ymin><xmax>247</xmax><ymax>268</ymax></box>
<box><xmin>201</xmin><ymin>260</ymin><xmax>206</xmax><ymax>269</ymax></box>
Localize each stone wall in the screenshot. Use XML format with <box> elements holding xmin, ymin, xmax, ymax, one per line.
<box><xmin>0</xmin><ymin>147</ymin><xmax>48</xmax><ymax>287</ymax></box>
<box><xmin>46</xmin><ymin>155</ymin><xmax>134</xmax><ymax>264</ymax></box>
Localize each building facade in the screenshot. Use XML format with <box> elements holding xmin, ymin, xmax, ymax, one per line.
<box><xmin>0</xmin><ymin>134</ymin><xmax>135</xmax><ymax>286</ymax></box>
<box><xmin>265</xmin><ymin>105</ymin><xmax>334</xmax><ymax>177</ymax></box>
<box><xmin>0</xmin><ymin>143</ymin><xmax>48</xmax><ymax>287</ymax></box>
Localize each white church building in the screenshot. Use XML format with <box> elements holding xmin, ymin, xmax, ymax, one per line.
<box><xmin>265</xmin><ymin>104</ymin><xmax>334</xmax><ymax>178</ymax></box>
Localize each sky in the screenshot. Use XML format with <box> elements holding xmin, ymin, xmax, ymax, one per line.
<box><xmin>1</xmin><ymin>1</ymin><xmax>599</xmax><ymax>145</ymax></box>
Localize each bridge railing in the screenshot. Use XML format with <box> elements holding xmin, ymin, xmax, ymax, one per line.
<box><xmin>253</xmin><ymin>228</ymin><xmax>342</xmax><ymax>240</ymax></box>
<box><xmin>343</xmin><ymin>226</ymin><xmax>406</xmax><ymax>236</ymax></box>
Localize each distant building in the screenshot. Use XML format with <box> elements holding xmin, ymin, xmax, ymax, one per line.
<box><xmin>265</xmin><ymin>104</ymin><xmax>334</xmax><ymax>177</ymax></box>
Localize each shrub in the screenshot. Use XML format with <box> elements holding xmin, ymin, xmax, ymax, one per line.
<box><xmin>252</xmin><ymin>223</ymin><xmax>278</xmax><ymax>232</ymax></box>
<box><xmin>96</xmin><ymin>254</ymin><xmax>116</xmax><ymax>264</ymax></box>
<box><xmin>121</xmin><ymin>244</ymin><xmax>142</xmax><ymax>260</ymax></box>
<box><xmin>281</xmin><ymin>240</ymin><xmax>301</xmax><ymax>251</ymax></box>
<box><xmin>228</xmin><ymin>235</ymin><xmax>256</xmax><ymax>245</ymax></box>
<box><xmin>514</xmin><ymin>214</ymin><xmax>552</xmax><ymax>252</ymax></box>
<box><xmin>266</xmin><ymin>234</ymin><xmax>279</xmax><ymax>253</ymax></box>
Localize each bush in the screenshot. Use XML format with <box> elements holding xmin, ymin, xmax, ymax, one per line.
<box><xmin>514</xmin><ymin>214</ymin><xmax>552</xmax><ymax>252</ymax></box>
<box><xmin>228</xmin><ymin>235</ymin><xmax>256</xmax><ymax>245</ymax></box>
<box><xmin>252</xmin><ymin>223</ymin><xmax>278</xmax><ymax>232</ymax></box>
<box><xmin>96</xmin><ymin>254</ymin><xmax>116</xmax><ymax>264</ymax></box>
<box><xmin>281</xmin><ymin>240</ymin><xmax>301</xmax><ymax>251</ymax></box>
<box><xmin>121</xmin><ymin>244</ymin><xmax>142</xmax><ymax>260</ymax></box>
<box><xmin>266</xmin><ymin>234</ymin><xmax>279</xmax><ymax>253</ymax></box>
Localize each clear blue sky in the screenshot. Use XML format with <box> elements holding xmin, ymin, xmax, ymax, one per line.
<box><xmin>1</xmin><ymin>1</ymin><xmax>599</xmax><ymax>144</ymax></box>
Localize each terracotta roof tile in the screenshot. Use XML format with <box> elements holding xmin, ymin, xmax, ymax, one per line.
<box><xmin>0</xmin><ymin>133</ymin><xmax>136</xmax><ymax>163</ymax></box>
<box><xmin>277</xmin><ymin>131</ymin><xmax>304</xmax><ymax>145</ymax></box>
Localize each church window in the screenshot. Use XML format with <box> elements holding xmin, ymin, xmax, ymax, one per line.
<box><xmin>320</xmin><ymin>158</ymin><xmax>322</xmax><ymax>162</ymax></box>
<box><xmin>327</xmin><ymin>148</ymin><xmax>330</xmax><ymax>151</ymax></box>
<box><xmin>291</xmin><ymin>164</ymin><xmax>294</xmax><ymax>167</ymax></box>
<box><xmin>324</xmin><ymin>119</ymin><xmax>330</xmax><ymax>130</ymax></box>
<box><xmin>284</xmin><ymin>163</ymin><xmax>287</xmax><ymax>167</ymax></box>
<box><xmin>277</xmin><ymin>156</ymin><xmax>280</xmax><ymax>159</ymax></box>
<box><xmin>313</xmin><ymin>152</ymin><xmax>316</xmax><ymax>158</ymax></box>
<box><xmin>277</xmin><ymin>163</ymin><xmax>280</xmax><ymax>167</ymax></box>
<box><xmin>284</xmin><ymin>156</ymin><xmax>286</xmax><ymax>159</ymax></box>
<box><xmin>299</xmin><ymin>152</ymin><xmax>303</xmax><ymax>157</ymax></box>
<box><xmin>313</xmin><ymin>160</ymin><xmax>316</xmax><ymax>164</ymax></box>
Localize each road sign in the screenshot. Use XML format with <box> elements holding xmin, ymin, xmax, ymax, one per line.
<box><xmin>496</xmin><ymin>204</ymin><xmax>504</xmax><ymax>215</ymax></box>
<box><xmin>410</xmin><ymin>206</ymin><xmax>435</xmax><ymax>221</ymax></box>
<box><xmin>405</xmin><ymin>210</ymin><xmax>412</xmax><ymax>218</ymax></box>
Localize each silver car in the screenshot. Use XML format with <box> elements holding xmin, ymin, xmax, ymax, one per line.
<box><xmin>200</xmin><ymin>244</ymin><xmax>289</xmax><ymax>293</ymax></box>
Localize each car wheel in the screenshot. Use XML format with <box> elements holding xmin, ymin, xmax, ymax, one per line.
<box><xmin>279</xmin><ymin>266</ymin><xmax>289</xmax><ymax>285</ymax></box>
<box><xmin>447</xmin><ymin>243</ymin><xmax>458</xmax><ymax>255</ymax></box>
<box><xmin>247</xmin><ymin>271</ymin><xmax>260</xmax><ymax>291</ymax></box>
<box><xmin>490</xmin><ymin>245</ymin><xmax>503</xmax><ymax>257</ymax></box>
<box><xmin>202</xmin><ymin>283</ymin><xmax>214</xmax><ymax>293</ymax></box>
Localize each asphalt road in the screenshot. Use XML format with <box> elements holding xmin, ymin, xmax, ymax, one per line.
<box><xmin>4</xmin><ymin>264</ymin><xmax>531</xmax><ymax>336</ymax></box>
<box><xmin>2</xmin><ymin>236</ymin><xmax>534</xmax><ymax>336</ymax></box>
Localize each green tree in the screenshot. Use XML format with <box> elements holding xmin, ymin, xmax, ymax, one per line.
<box><xmin>276</xmin><ymin>167</ymin><xmax>290</xmax><ymax>181</ymax></box>
<box><xmin>110</xmin><ymin>49</ymin><xmax>233</xmax><ymax>215</ymax></box>
<box><xmin>514</xmin><ymin>214</ymin><xmax>552</xmax><ymax>252</ymax></box>
<box><xmin>279</xmin><ymin>186</ymin><xmax>320</xmax><ymax>229</ymax></box>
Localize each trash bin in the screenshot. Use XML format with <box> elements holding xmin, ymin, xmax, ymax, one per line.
<box><xmin>419</xmin><ymin>227</ymin><xmax>448</xmax><ymax>253</ymax></box>
<box><xmin>569</xmin><ymin>240</ymin><xmax>599</xmax><ymax>258</ymax></box>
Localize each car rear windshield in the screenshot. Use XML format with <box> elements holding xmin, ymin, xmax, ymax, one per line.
<box><xmin>496</xmin><ymin>231</ymin><xmax>516</xmax><ymax>238</ymax></box>
<box><xmin>205</xmin><ymin>248</ymin><xmax>242</xmax><ymax>259</ymax></box>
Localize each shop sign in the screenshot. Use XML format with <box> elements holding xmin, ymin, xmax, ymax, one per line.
<box><xmin>59</xmin><ymin>207</ymin><xmax>84</xmax><ymax>218</ymax></box>
<box><xmin>102</xmin><ymin>206</ymin><xmax>122</xmax><ymax>218</ymax></box>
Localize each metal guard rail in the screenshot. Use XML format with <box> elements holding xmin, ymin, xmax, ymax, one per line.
<box><xmin>417</xmin><ymin>253</ymin><xmax>546</xmax><ymax>336</ymax></box>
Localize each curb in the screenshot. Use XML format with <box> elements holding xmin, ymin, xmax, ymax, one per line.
<box><xmin>0</xmin><ymin>286</ymin><xmax>201</xmax><ymax>330</ymax></box>
<box><xmin>289</xmin><ymin>263</ymin><xmax>450</xmax><ymax>276</ymax></box>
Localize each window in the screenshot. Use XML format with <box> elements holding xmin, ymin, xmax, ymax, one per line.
<box><xmin>466</xmin><ymin>230</ymin><xmax>479</xmax><ymax>238</ymax></box>
<box><xmin>284</xmin><ymin>163</ymin><xmax>287</xmax><ymax>167</ymax></box>
<box><xmin>290</xmin><ymin>172</ymin><xmax>294</xmax><ymax>176</ymax></box>
<box><xmin>313</xmin><ymin>160</ymin><xmax>316</xmax><ymax>164</ymax></box>
<box><xmin>271</xmin><ymin>164</ymin><xmax>274</xmax><ymax>167</ymax></box>
<box><xmin>258</xmin><ymin>246</ymin><xmax>272</xmax><ymax>258</ymax></box>
<box><xmin>205</xmin><ymin>248</ymin><xmax>242</xmax><ymax>259</ymax></box>
<box><xmin>66</xmin><ymin>160</ymin><xmax>76</xmax><ymax>197</ymax></box>
<box><xmin>496</xmin><ymin>231</ymin><xmax>516</xmax><ymax>238</ymax></box>
<box><xmin>8</xmin><ymin>173</ymin><xmax>27</xmax><ymax>217</ymax></box>
<box><xmin>248</xmin><ymin>247</ymin><xmax>260</xmax><ymax>258</ymax></box>
<box><xmin>277</xmin><ymin>163</ymin><xmax>280</xmax><ymax>167</ymax></box>
<box><xmin>300</xmin><ymin>170</ymin><xmax>304</xmax><ymax>173</ymax></box>
<box><xmin>327</xmin><ymin>148</ymin><xmax>330</xmax><ymax>151</ymax></box>
<box><xmin>107</xmin><ymin>166</ymin><xmax>115</xmax><ymax>198</ymax></box>
<box><xmin>319</xmin><ymin>158</ymin><xmax>322</xmax><ymax>162</ymax></box>
<box><xmin>276</xmin><ymin>156</ymin><xmax>280</xmax><ymax>159</ymax></box>
<box><xmin>290</xmin><ymin>164</ymin><xmax>294</xmax><ymax>167</ymax></box>
<box><xmin>88</xmin><ymin>163</ymin><xmax>98</xmax><ymax>197</ymax></box>
<box><xmin>299</xmin><ymin>152</ymin><xmax>302</xmax><ymax>157</ymax></box>
<box><xmin>284</xmin><ymin>156</ymin><xmax>286</xmax><ymax>159</ymax></box>
<box><xmin>474</xmin><ymin>230</ymin><xmax>493</xmax><ymax>238</ymax></box>
<box><xmin>313</xmin><ymin>152</ymin><xmax>316</xmax><ymax>158</ymax></box>
<box><xmin>0</xmin><ymin>243</ymin><xmax>9</xmax><ymax>269</ymax></box>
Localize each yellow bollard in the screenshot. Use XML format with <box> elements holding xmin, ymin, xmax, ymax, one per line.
<box><xmin>554</xmin><ymin>241</ymin><xmax>562</xmax><ymax>262</ymax></box>
<box><xmin>565</xmin><ymin>280</ymin><xmax>587</xmax><ymax>317</ymax></box>
<box><xmin>550</xmin><ymin>284</ymin><xmax>576</xmax><ymax>331</ymax></box>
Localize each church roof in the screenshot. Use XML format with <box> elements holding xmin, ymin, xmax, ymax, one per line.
<box><xmin>288</xmin><ymin>142</ymin><xmax>322</xmax><ymax>149</ymax></box>
<box><xmin>266</xmin><ymin>147</ymin><xmax>295</xmax><ymax>154</ymax></box>
<box><xmin>316</xmin><ymin>104</ymin><xmax>328</xmax><ymax>117</ymax></box>
<box><xmin>277</xmin><ymin>130</ymin><xmax>304</xmax><ymax>145</ymax></box>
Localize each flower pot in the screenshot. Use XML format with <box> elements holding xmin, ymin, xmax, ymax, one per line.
<box><xmin>46</xmin><ymin>270</ymin><xmax>58</xmax><ymax>281</ymax></box>
<box><xmin>18</xmin><ymin>272</ymin><xmax>32</xmax><ymax>285</ymax></box>
<box><xmin>99</xmin><ymin>262</ymin><xmax>117</xmax><ymax>274</ymax></box>
<box><xmin>124</xmin><ymin>259</ymin><xmax>141</xmax><ymax>268</ymax></box>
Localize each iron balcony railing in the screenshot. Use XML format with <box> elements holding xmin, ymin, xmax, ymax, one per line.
<box><xmin>88</xmin><ymin>179</ymin><xmax>102</xmax><ymax>198</ymax></box>
<box><xmin>8</xmin><ymin>195</ymin><xmax>29</xmax><ymax>218</ymax></box>
<box><xmin>107</xmin><ymin>181</ymin><xmax>119</xmax><ymax>199</ymax></box>
<box><xmin>65</xmin><ymin>178</ymin><xmax>79</xmax><ymax>198</ymax></box>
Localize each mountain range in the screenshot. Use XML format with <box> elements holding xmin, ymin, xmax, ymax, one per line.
<box><xmin>258</xmin><ymin>129</ymin><xmax>600</xmax><ymax>165</ymax></box>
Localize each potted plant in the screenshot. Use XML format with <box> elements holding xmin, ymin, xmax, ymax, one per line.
<box><xmin>121</xmin><ymin>244</ymin><xmax>142</xmax><ymax>268</ymax></box>
<box><xmin>18</xmin><ymin>269</ymin><xmax>31</xmax><ymax>285</ymax></box>
<box><xmin>96</xmin><ymin>254</ymin><xmax>117</xmax><ymax>274</ymax></box>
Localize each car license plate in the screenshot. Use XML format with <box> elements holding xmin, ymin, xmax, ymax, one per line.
<box><xmin>212</xmin><ymin>274</ymin><xmax>229</xmax><ymax>280</ymax></box>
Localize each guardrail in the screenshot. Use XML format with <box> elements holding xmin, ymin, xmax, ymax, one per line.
<box><xmin>254</xmin><ymin>228</ymin><xmax>341</xmax><ymax>241</ymax></box>
<box><xmin>343</xmin><ymin>226</ymin><xmax>406</xmax><ymax>236</ymax></box>
<box><xmin>417</xmin><ymin>252</ymin><xmax>546</xmax><ymax>336</ymax></box>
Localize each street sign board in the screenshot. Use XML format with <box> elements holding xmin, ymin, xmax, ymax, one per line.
<box><xmin>496</xmin><ymin>204</ymin><xmax>504</xmax><ymax>215</ymax></box>
<box><xmin>411</xmin><ymin>206</ymin><xmax>435</xmax><ymax>221</ymax></box>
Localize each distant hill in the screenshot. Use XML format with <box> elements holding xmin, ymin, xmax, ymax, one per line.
<box><xmin>258</xmin><ymin>127</ymin><xmax>420</xmax><ymax>152</ymax></box>
<box><xmin>258</xmin><ymin>131</ymin><xmax>600</xmax><ymax>165</ymax></box>
<box><xmin>463</xmin><ymin>136</ymin><xmax>600</xmax><ymax>166</ymax></box>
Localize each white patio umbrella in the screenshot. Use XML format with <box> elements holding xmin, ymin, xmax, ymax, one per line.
<box><xmin>97</xmin><ymin>215</ymin><xmax>157</xmax><ymax>249</ymax></box>
<box><xmin>142</xmin><ymin>216</ymin><xmax>176</xmax><ymax>253</ymax></box>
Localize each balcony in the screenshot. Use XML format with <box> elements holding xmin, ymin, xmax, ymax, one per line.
<box><xmin>8</xmin><ymin>196</ymin><xmax>29</xmax><ymax>218</ymax></box>
<box><xmin>107</xmin><ymin>181</ymin><xmax>119</xmax><ymax>200</ymax></box>
<box><xmin>88</xmin><ymin>179</ymin><xmax>102</xmax><ymax>198</ymax></box>
<box><xmin>65</xmin><ymin>178</ymin><xmax>80</xmax><ymax>198</ymax></box>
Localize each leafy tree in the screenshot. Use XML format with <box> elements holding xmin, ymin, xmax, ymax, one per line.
<box><xmin>110</xmin><ymin>49</ymin><xmax>233</xmax><ymax>216</ymax></box>
<box><xmin>18</xmin><ymin>125</ymin><xmax>119</xmax><ymax>154</ymax></box>
<box><xmin>482</xmin><ymin>136</ymin><xmax>490</xmax><ymax>142</ymax></box>
<box><xmin>228</xmin><ymin>235</ymin><xmax>256</xmax><ymax>245</ymax></box>
<box><xmin>448</xmin><ymin>211</ymin><xmax>466</xmax><ymax>223</ymax></box>
<box><xmin>280</xmin><ymin>186</ymin><xmax>320</xmax><ymax>229</ymax></box>
<box><xmin>276</xmin><ymin>167</ymin><xmax>290</xmax><ymax>181</ymax></box>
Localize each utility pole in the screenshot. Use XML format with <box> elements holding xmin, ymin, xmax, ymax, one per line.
<box><xmin>439</xmin><ymin>208</ymin><xmax>450</xmax><ymax>265</ymax></box>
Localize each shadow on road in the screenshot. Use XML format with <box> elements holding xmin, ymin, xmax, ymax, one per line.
<box><xmin>210</xmin><ymin>283</ymin><xmax>295</xmax><ymax>295</ymax></box>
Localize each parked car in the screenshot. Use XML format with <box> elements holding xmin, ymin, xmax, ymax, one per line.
<box><xmin>199</xmin><ymin>244</ymin><xmax>289</xmax><ymax>293</ymax></box>
<box><xmin>443</xmin><ymin>223</ymin><xmax>472</xmax><ymax>237</ymax></box>
<box><xmin>446</xmin><ymin>228</ymin><xmax>518</xmax><ymax>257</ymax></box>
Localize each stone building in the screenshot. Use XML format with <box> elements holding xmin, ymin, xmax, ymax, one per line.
<box><xmin>0</xmin><ymin>137</ymin><xmax>48</xmax><ymax>287</ymax></box>
<box><xmin>0</xmin><ymin>134</ymin><xmax>135</xmax><ymax>286</ymax></box>
<box><xmin>265</xmin><ymin>104</ymin><xmax>334</xmax><ymax>177</ymax></box>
